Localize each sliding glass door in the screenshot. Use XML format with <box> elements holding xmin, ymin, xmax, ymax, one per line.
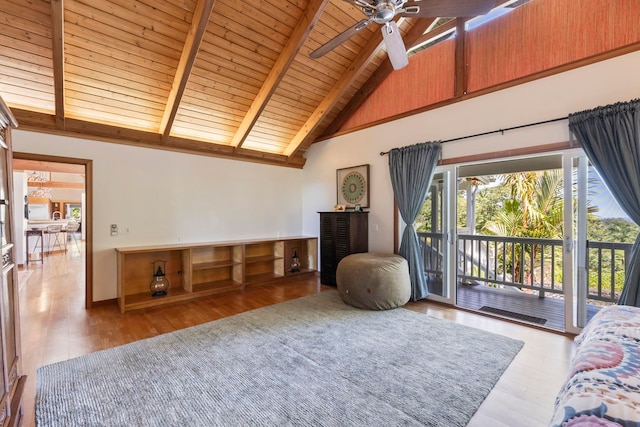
<box><xmin>418</xmin><ymin>150</ymin><xmax>635</xmax><ymax>332</ymax></box>
<box><xmin>417</xmin><ymin>169</ymin><xmax>455</xmax><ymax>303</ymax></box>
<box><xmin>564</xmin><ymin>150</ymin><xmax>635</xmax><ymax>332</ymax></box>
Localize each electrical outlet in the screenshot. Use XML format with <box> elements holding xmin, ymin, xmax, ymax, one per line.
<box><xmin>111</xmin><ymin>224</ymin><xmax>118</xmax><ymax>236</ymax></box>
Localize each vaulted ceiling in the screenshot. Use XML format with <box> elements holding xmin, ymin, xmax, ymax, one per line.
<box><xmin>1</xmin><ymin>0</ymin><xmax>515</xmax><ymax>167</ymax></box>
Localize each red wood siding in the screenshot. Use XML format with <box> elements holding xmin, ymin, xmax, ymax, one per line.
<box><xmin>467</xmin><ymin>0</ymin><xmax>640</xmax><ymax>91</ymax></box>
<box><xmin>339</xmin><ymin>0</ymin><xmax>640</xmax><ymax>133</ymax></box>
<box><xmin>341</xmin><ymin>39</ymin><xmax>455</xmax><ymax>131</ymax></box>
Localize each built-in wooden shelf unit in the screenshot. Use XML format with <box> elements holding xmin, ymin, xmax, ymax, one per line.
<box><xmin>116</xmin><ymin>237</ymin><xmax>318</xmax><ymax>313</ymax></box>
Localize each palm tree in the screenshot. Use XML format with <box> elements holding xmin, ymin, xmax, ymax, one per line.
<box><xmin>504</xmin><ymin>172</ymin><xmax>538</xmax><ymax>229</ymax></box>
<box><xmin>482</xmin><ymin>170</ymin><xmax>564</xmax><ymax>285</ymax></box>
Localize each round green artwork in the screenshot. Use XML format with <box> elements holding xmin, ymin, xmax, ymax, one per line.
<box><xmin>341</xmin><ymin>171</ymin><xmax>366</xmax><ymax>204</ymax></box>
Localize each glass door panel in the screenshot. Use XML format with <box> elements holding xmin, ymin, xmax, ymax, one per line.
<box><xmin>418</xmin><ymin>171</ymin><xmax>451</xmax><ymax>299</ymax></box>
<box><xmin>565</xmin><ymin>153</ymin><xmax>638</xmax><ymax>331</ymax></box>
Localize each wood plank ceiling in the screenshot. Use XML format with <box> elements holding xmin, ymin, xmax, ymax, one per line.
<box><xmin>1</xmin><ymin>0</ymin><xmax>508</xmax><ymax>168</ymax></box>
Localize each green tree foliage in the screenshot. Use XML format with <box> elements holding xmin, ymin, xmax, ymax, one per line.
<box><xmin>473</xmin><ymin>182</ymin><xmax>508</xmax><ymax>232</ymax></box>
<box><xmin>587</xmin><ymin>216</ymin><xmax>640</xmax><ymax>243</ymax></box>
<box><xmin>586</xmin><ymin>215</ymin><xmax>639</xmax><ymax>299</ymax></box>
<box><xmin>482</xmin><ymin>170</ymin><xmax>564</xmax><ymax>239</ymax></box>
<box><xmin>479</xmin><ymin>171</ymin><xmax>564</xmax><ymax>285</ymax></box>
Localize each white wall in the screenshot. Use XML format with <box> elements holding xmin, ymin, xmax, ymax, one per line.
<box><xmin>50</xmin><ymin>172</ymin><xmax>84</xmax><ymax>202</ymax></box>
<box><xmin>12</xmin><ymin>132</ymin><xmax>304</xmax><ymax>301</ymax></box>
<box><xmin>303</xmin><ymin>51</ymin><xmax>640</xmax><ymax>253</ymax></box>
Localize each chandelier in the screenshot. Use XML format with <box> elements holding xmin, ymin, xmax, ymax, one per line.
<box><xmin>28</xmin><ymin>187</ymin><xmax>52</xmax><ymax>198</ymax></box>
<box><xmin>27</xmin><ymin>171</ymin><xmax>47</xmax><ymax>182</ymax></box>
<box><xmin>27</xmin><ymin>171</ymin><xmax>52</xmax><ymax>198</ymax></box>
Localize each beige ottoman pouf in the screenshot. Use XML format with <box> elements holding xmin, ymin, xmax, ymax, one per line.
<box><xmin>336</xmin><ymin>253</ymin><xmax>411</xmax><ymax>310</ymax></box>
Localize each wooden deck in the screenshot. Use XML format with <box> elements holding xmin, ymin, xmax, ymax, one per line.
<box><xmin>456</xmin><ymin>284</ymin><xmax>604</xmax><ymax>331</ymax></box>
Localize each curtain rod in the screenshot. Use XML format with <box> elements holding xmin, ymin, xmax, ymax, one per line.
<box><xmin>379</xmin><ymin>115</ymin><xmax>568</xmax><ymax>156</ymax></box>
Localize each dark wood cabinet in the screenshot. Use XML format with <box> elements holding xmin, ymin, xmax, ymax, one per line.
<box><xmin>0</xmin><ymin>97</ymin><xmax>25</xmax><ymax>425</ymax></box>
<box><xmin>319</xmin><ymin>212</ymin><xmax>368</xmax><ymax>285</ymax></box>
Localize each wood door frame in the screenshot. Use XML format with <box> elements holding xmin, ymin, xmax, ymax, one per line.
<box><xmin>13</xmin><ymin>152</ymin><xmax>93</xmax><ymax>309</ymax></box>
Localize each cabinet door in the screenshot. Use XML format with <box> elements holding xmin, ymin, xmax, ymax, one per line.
<box><xmin>1</xmin><ymin>261</ymin><xmax>18</xmax><ymax>394</ymax></box>
<box><xmin>320</xmin><ymin>214</ymin><xmax>336</xmax><ymax>284</ymax></box>
<box><xmin>320</xmin><ymin>212</ymin><xmax>369</xmax><ymax>285</ymax></box>
<box><xmin>320</xmin><ymin>213</ymin><xmax>352</xmax><ymax>285</ymax></box>
<box><xmin>0</xmin><ymin>306</ymin><xmax>6</xmax><ymax>425</ymax></box>
<box><xmin>0</xmin><ymin>140</ymin><xmax>9</xmax><ymax>248</ymax></box>
<box><xmin>334</xmin><ymin>214</ymin><xmax>351</xmax><ymax>261</ymax></box>
<box><xmin>0</xmin><ymin>128</ymin><xmax>17</xmax><ymax>397</ymax></box>
<box><xmin>0</xmin><ymin>100</ymin><xmax>23</xmax><ymax>423</ymax></box>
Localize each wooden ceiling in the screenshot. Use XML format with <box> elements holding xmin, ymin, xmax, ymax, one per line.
<box><xmin>1</xmin><ymin>0</ymin><xmax>511</xmax><ymax>168</ymax></box>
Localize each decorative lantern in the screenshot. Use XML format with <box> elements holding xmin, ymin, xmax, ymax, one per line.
<box><xmin>290</xmin><ymin>250</ymin><xmax>301</xmax><ymax>273</ymax></box>
<box><xmin>150</xmin><ymin>260</ymin><xmax>170</xmax><ymax>297</ymax></box>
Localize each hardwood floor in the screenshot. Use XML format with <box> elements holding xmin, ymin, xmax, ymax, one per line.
<box><xmin>17</xmin><ymin>245</ymin><xmax>575</xmax><ymax>426</ymax></box>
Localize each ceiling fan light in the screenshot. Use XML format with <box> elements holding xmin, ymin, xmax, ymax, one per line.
<box><xmin>381</xmin><ymin>22</ymin><xmax>409</xmax><ymax>70</ymax></box>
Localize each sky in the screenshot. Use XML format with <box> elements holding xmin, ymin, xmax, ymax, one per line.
<box><xmin>588</xmin><ymin>168</ymin><xmax>630</xmax><ymax>220</ymax></box>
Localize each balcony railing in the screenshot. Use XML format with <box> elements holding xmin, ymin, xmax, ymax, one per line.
<box><xmin>586</xmin><ymin>241</ymin><xmax>632</xmax><ymax>302</ymax></box>
<box><xmin>418</xmin><ymin>232</ymin><xmax>632</xmax><ymax>304</ymax></box>
<box><xmin>458</xmin><ymin>234</ymin><xmax>565</xmax><ymax>298</ymax></box>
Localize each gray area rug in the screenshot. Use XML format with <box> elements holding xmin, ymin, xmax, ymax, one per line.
<box><xmin>36</xmin><ymin>291</ymin><xmax>523</xmax><ymax>426</ymax></box>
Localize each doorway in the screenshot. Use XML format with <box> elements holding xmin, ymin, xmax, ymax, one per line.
<box><xmin>12</xmin><ymin>152</ymin><xmax>93</xmax><ymax>309</ymax></box>
<box><xmin>418</xmin><ymin>150</ymin><xmax>634</xmax><ymax>332</ymax></box>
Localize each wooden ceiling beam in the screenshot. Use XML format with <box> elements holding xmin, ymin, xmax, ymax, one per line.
<box><xmin>51</xmin><ymin>0</ymin><xmax>65</xmax><ymax>130</ymax></box>
<box><xmin>232</xmin><ymin>0</ymin><xmax>330</xmax><ymax>150</ymax></box>
<box><xmin>454</xmin><ymin>18</ymin><xmax>467</xmax><ymax>97</ymax></box>
<box><xmin>13</xmin><ymin>159</ymin><xmax>85</xmax><ymax>174</ymax></box>
<box><xmin>11</xmin><ymin>109</ymin><xmax>57</xmax><ymax>129</ymax></box>
<box><xmin>283</xmin><ymin>27</ymin><xmax>389</xmax><ymax>158</ymax></box>
<box><xmin>319</xmin><ymin>18</ymin><xmax>437</xmax><ymax>138</ymax></box>
<box><xmin>11</xmin><ymin>109</ymin><xmax>306</xmax><ymax>168</ymax></box>
<box><xmin>159</xmin><ymin>0</ymin><xmax>216</xmax><ymax>141</ymax></box>
<box><xmin>27</xmin><ymin>181</ymin><xmax>84</xmax><ymax>189</ymax></box>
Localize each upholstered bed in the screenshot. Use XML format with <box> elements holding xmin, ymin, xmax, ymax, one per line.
<box><xmin>550</xmin><ymin>305</ymin><xmax>640</xmax><ymax>426</ymax></box>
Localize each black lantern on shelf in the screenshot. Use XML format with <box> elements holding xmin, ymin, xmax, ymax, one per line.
<box><xmin>150</xmin><ymin>260</ymin><xmax>170</xmax><ymax>297</ymax></box>
<box><xmin>290</xmin><ymin>250</ymin><xmax>301</xmax><ymax>273</ymax></box>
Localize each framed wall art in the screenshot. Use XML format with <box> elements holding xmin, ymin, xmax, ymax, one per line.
<box><xmin>336</xmin><ymin>164</ymin><xmax>369</xmax><ymax>209</ymax></box>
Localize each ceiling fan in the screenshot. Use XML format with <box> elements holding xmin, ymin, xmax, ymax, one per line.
<box><xmin>310</xmin><ymin>0</ymin><xmax>495</xmax><ymax>70</ymax></box>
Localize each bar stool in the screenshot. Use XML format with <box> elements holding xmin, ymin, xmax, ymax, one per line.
<box><xmin>26</xmin><ymin>228</ymin><xmax>44</xmax><ymax>264</ymax></box>
<box><xmin>63</xmin><ymin>221</ymin><xmax>80</xmax><ymax>251</ymax></box>
<box><xmin>44</xmin><ymin>224</ymin><xmax>64</xmax><ymax>254</ymax></box>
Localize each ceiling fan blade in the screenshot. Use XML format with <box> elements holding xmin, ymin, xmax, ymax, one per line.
<box><xmin>309</xmin><ymin>19</ymin><xmax>373</xmax><ymax>59</ymax></box>
<box><xmin>401</xmin><ymin>0</ymin><xmax>494</xmax><ymax>18</ymax></box>
<box><xmin>381</xmin><ymin>21</ymin><xmax>408</xmax><ymax>70</ymax></box>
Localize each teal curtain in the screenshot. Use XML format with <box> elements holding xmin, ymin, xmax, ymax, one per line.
<box><xmin>388</xmin><ymin>141</ymin><xmax>442</xmax><ymax>301</ymax></box>
<box><xmin>568</xmin><ymin>99</ymin><xmax>640</xmax><ymax>306</ymax></box>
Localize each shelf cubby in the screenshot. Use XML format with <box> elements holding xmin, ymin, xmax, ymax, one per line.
<box><xmin>116</xmin><ymin>248</ymin><xmax>190</xmax><ymax>311</ymax></box>
<box><xmin>190</xmin><ymin>245</ymin><xmax>242</xmax><ymax>293</ymax></box>
<box><xmin>284</xmin><ymin>238</ymin><xmax>318</xmax><ymax>276</ymax></box>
